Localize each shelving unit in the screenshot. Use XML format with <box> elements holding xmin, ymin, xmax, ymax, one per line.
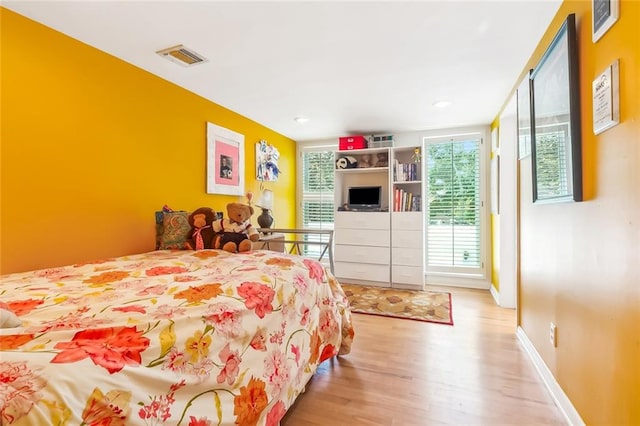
<box><xmin>334</xmin><ymin>147</ymin><xmax>391</xmax><ymax>287</ymax></box>
<box><xmin>334</xmin><ymin>147</ymin><xmax>391</xmax><ymax>211</ymax></box>
<box><xmin>333</xmin><ymin>144</ymin><xmax>425</xmax><ymax>290</ymax></box>
<box><xmin>392</xmin><ymin>147</ymin><xmax>422</xmax><ymax>212</ymax></box>
<box><xmin>391</xmin><ymin>146</ymin><xmax>424</xmax><ymax>289</ymax></box>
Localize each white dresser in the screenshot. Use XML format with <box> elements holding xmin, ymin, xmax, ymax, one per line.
<box><xmin>334</xmin><ymin>211</ymin><xmax>390</xmax><ymax>286</ymax></box>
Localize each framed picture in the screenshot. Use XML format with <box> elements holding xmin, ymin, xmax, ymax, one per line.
<box><xmin>256</xmin><ymin>139</ymin><xmax>281</xmax><ymax>182</ymax></box>
<box><xmin>530</xmin><ymin>14</ymin><xmax>583</xmax><ymax>204</ymax></box>
<box><xmin>517</xmin><ymin>73</ymin><xmax>532</xmax><ymax>160</ymax></box>
<box><xmin>592</xmin><ymin>0</ymin><xmax>619</xmax><ymax>42</ymax></box>
<box><xmin>206</xmin><ymin>122</ymin><xmax>245</xmax><ymax>196</ymax></box>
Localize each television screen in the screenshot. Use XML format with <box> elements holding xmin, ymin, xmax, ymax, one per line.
<box><xmin>348</xmin><ymin>186</ymin><xmax>382</xmax><ymax>210</ymax></box>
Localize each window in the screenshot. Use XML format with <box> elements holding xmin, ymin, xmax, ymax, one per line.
<box><xmin>298</xmin><ymin>144</ymin><xmax>336</xmax><ymax>258</ymax></box>
<box><xmin>424</xmin><ymin>136</ymin><xmax>484</xmax><ymax>277</ymax></box>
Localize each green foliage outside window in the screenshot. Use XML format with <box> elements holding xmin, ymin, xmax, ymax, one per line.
<box><xmin>427</xmin><ymin>141</ymin><xmax>480</xmax><ymax>226</ymax></box>
<box><xmin>303</xmin><ymin>152</ymin><xmax>335</xmax><ymax>193</ymax></box>
<box><xmin>534</xmin><ymin>131</ymin><xmax>568</xmax><ymax>198</ymax></box>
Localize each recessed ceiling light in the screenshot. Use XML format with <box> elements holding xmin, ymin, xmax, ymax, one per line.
<box><xmin>433</xmin><ymin>100</ymin><xmax>452</xmax><ymax>108</ymax></box>
<box><xmin>294</xmin><ymin>116</ymin><xmax>309</xmax><ymax>124</ymax></box>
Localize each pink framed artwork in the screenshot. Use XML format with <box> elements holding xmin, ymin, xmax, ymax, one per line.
<box><xmin>206</xmin><ymin>122</ymin><xmax>245</xmax><ymax>196</ymax></box>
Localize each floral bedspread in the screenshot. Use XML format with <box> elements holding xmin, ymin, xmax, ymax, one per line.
<box><xmin>0</xmin><ymin>249</ymin><xmax>354</xmax><ymax>425</ymax></box>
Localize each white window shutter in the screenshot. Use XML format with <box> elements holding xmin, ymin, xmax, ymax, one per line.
<box><xmin>426</xmin><ymin>139</ymin><xmax>481</xmax><ymax>269</ymax></box>
<box><xmin>300</xmin><ymin>149</ymin><xmax>335</xmax><ymax>257</ymax></box>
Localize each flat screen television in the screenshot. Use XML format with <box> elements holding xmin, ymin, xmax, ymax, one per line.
<box><xmin>348</xmin><ymin>186</ymin><xmax>382</xmax><ymax>210</ymax></box>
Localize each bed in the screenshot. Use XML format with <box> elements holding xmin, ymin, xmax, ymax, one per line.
<box><xmin>0</xmin><ymin>248</ymin><xmax>354</xmax><ymax>425</ymax></box>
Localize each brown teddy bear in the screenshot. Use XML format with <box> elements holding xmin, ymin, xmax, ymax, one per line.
<box><xmin>375</xmin><ymin>152</ymin><xmax>388</xmax><ymax>167</ymax></box>
<box><xmin>212</xmin><ymin>203</ymin><xmax>260</xmax><ymax>253</ymax></box>
<box><xmin>358</xmin><ymin>153</ymin><xmax>372</xmax><ymax>168</ymax></box>
<box><xmin>187</xmin><ymin>207</ymin><xmax>216</xmax><ymax>250</ymax></box>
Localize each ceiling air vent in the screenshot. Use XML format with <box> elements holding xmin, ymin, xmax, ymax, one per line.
<box><xmin>156</xmin><ymin>45</ymin><xmax>207</xmax><ymax>67</ymax></box>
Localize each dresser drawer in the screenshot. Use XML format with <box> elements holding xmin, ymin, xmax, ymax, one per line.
<box><xmin>392</xmin><ymin>230</ymin><xmax>424</xmax><ymax>249</ymax></box>
<box><xmin>335</xmin><ymin>262</ymin><xmax>390</xmax><ymax>283</ymax></box>
<box><xmin>335</xmin><ymin>245</ymin><xmax>389</xmax><ymax>265</ymax></box>
<box><xmin>392</xmin><ymin>265</ymin><xmax>424</xmax><ymax>286</ymax></box>
<box><xmin>391</xmin><ymin>212</ymin><xmax>423</xmax><ymax>230</ymax></box>
<box><xmin>391</xmin><ymin>247</ymin><xmax>423</xmax><ymax>267</ymax></box>
<box><xmin>335</xmin><ymin>229</ymin><xmax>390</xmax><ymax>247</ymax></box>
<box><xmin>335</xmin><ymin>211</ymin><xmax>390</xmax><ymax>230</ymax></box>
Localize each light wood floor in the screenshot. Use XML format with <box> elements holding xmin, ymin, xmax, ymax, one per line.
<box><xmin>282</xmin><ymin>286</ymin><xmax>566</xmax><ymax>425</ymax></box>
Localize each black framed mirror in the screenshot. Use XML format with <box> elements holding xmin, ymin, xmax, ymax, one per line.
<box><xmin>530</xmin><ymin>13</ymin><xmax>582</xmax><ymax>203</ymax></box>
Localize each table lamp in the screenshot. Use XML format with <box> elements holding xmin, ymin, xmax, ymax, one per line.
<box><xmin>256</xmin><ymin>189</ymin><xmax>274</xmax><ymax>231</ymax></box>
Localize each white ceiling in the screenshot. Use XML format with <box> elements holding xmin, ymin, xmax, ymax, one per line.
<box><xmin>3</xmin><ymin>1</ymin><xmax>562</xmax><ymax>142</ymax></box>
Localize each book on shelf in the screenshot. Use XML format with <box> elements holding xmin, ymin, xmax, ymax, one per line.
<box><xmin>393</xmin><ymin>160</ymin><xmax>419</xmax><ymax>182</ymax></box>
<box><xmin>393</xmin><ymin>188</ymin><xmax>421</xmax><ymax>212</ymax></box>
<box><xmin>411</xmin><ymin>194</ymin><xmax>421</xmax><ymax>212</ymax></box>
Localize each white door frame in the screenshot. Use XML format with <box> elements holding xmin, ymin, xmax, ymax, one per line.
<box><xmin>496</xmin><ymin>94</ymin><xmax>518</xmax><ymax>309</ymax></box>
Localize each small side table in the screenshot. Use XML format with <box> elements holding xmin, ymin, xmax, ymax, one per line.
<box><xmin>252</xmin><ymin>232</ymin><xmax>285</xmax><ymax>252</ymax></box>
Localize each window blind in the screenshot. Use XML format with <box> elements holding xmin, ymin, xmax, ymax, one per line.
<box><xmin>300</xmin><ymin>149</ymin><xmax>335</xmax><ymax>257</ymax></box>
<box><xmin>534</xmin><ymin>128</ymin><xmax>570</xmax><ymax>199</ymax></box>
<box><xmin>426</xmin><ymin>139</ymin><xmax>481</xmax><ymax>268</ymax></box>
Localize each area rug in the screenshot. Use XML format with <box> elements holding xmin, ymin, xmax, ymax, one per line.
<box><xmin>341</xmin><ymin>283</ymin><xmax>453</xmax><ymax>325</ymax></box>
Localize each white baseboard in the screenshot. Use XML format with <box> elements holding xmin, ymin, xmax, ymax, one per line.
<box><xmin>490</xmin><ymin>284</ymin><xmax>500</xmax><ymax>305</ymax></box>
<box><xmin>516</xmin><ymin>327</ymin><xmax>585</xmax><ymax>426</ymax></box>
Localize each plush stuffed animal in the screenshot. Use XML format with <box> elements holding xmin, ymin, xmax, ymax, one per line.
<box><xmin>335</xmin><ymin>156</ymin><xmax>358</xmax><ymax>169</ymax></box>
<box><xmin>375</xmin><ymin>152</ymin><xmax>388</xmax><ymax>167</ymax></box>
<box><xmin>187</xmin><ymin>207</ymin><xmax>216</xmax><ymax>250</ymax></box>
<box><xmin>358</xmin><ymin>154</ymin><xmax>373</xmax><ymax>168</ymax></box>
<box><xmin>212</xmin><ymin>203</ymin><xmax>260</xmax><ymax>253</ymax></box>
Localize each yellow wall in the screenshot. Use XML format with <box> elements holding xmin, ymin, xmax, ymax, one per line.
<box><xmin>0</xmin><ymin>8</ymin><xmax>297</xmax><ymax>274</ymax></box>
<box><xmin>498</xmin><ymin>1</ymin><xmax>639</xmax><ymax>423</ymax></box>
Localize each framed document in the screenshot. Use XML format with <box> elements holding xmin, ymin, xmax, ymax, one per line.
<box><xmin>593</xmin><ymin>60</ymin><xmax>620</xmax><ymax>135</ymax></box>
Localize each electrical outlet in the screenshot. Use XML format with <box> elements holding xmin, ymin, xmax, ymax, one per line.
<box><xmin>550</xmin><ymin>322</ymin><xmax>557</xmax><ymax>347</ymax></box>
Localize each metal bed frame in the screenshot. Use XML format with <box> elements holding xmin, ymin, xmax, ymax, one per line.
<box><xmin>256</xmin><ymin>228</ymin><xmax>334</xmax><ymax>273</ymax></box>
